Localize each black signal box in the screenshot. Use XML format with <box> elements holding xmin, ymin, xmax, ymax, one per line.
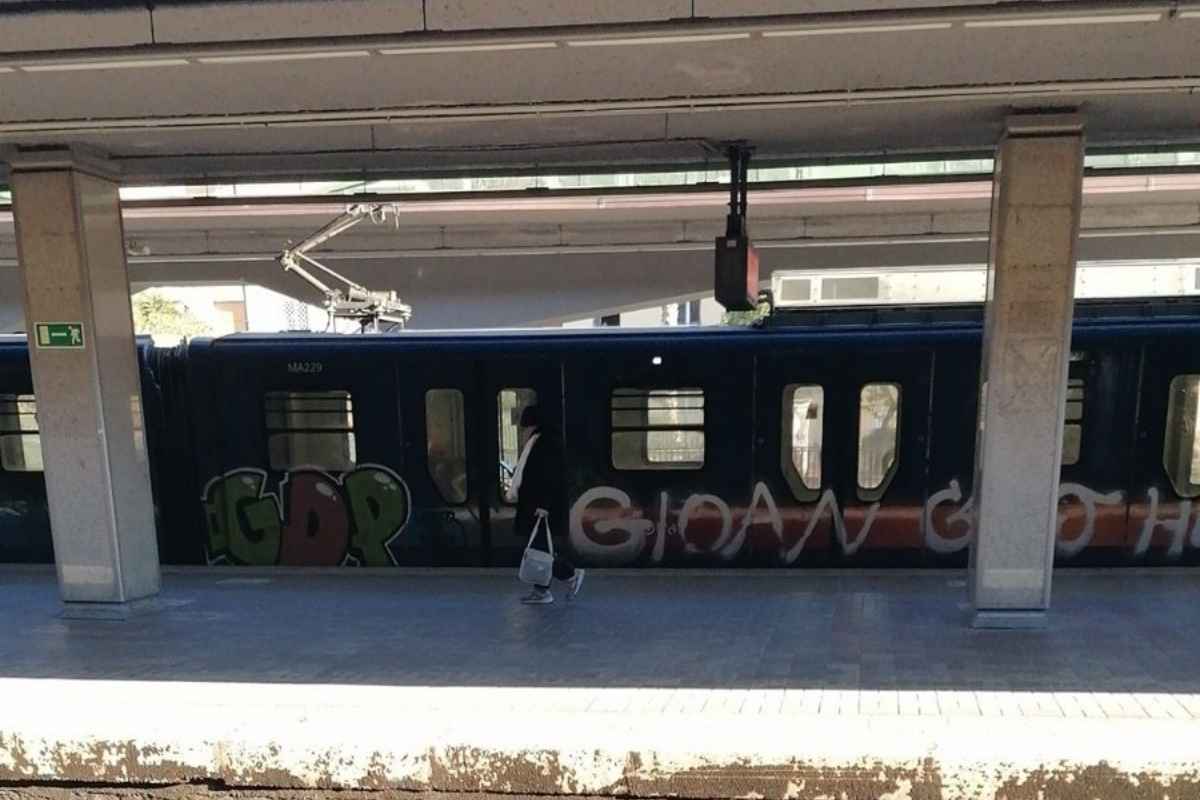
<box><xmin>715</xmin><ymin>235</ymin><xmax>759</xmax><ymax>311</ymax></box>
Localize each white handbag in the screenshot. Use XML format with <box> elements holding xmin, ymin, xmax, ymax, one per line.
<box><xmin>518</xmin><ymin>510</ymin><xmax>554</xmax><ymax>586</ymax></box>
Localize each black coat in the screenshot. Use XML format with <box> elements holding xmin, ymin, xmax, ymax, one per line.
<box><xmin>515</xmin><ymin>428</ymin><xmax>567</xmax><ymax>540</ymax></box>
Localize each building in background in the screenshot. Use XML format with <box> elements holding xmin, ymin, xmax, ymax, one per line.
<box><xmin>565</xmin><ymin>298</ymin><xmax>722</xmax><ymax>329</ymax></box>
<box><xmin>771</xmin><ymin>260</ymin><xmax>1200</xmax><ymax>309</ymax></box>
<box><xmin>562</xmin><ymin>259</ymin><xmax>1200</xmax><ymax>329</ymax></box>
<box><xmin>125</xmin><ymin>258</ymin><xmax>1200</xmax><ymax>342</ymax></box>
<box><xmin>130</xmin><ymin>284</ymin><xmax>355</xmax><ymax>345</ymax></box>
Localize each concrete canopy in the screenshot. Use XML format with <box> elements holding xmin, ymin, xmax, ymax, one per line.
<box><xmin>1</xmin><ymin>1</ymin><xmax>1199</xmax><ymax>329</ymax></box>
<box><xmin>0</xmin><ymin>1</ymin><xmax>1198</xmax><ymax>182</ymax></box>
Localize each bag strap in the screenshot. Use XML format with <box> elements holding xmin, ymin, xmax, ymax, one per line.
<box><xmin>524</xmin><ymin>516</ymin><xmax>541</xmax><ymax>552</ymax></box>
<box><xmin>524</xmin><ymin>509</ymin><xmax>553</xmax><ymax>557</ymax></box>
<box><xmin>541</xmin><ymin>510</ymin><xmax>554</xmax><ymax>558</ymax></box>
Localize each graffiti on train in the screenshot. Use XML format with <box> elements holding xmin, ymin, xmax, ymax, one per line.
<box><xmin>925</xmin><ymin>482</ymin><xmax>1200</xmax><ymax>557</ymax></box>
<box><xmin>202</xmin><ymin>464</ymin><xmax>411</xmax><ymax>566</ymax></box>
<box><xmin>923</xmin><ymin>480</ymin><xmax>1125</xmax><ymax>557</ymax></box>
<box><xmin>1134</xmin><ymin>488</ymin><xmax>1200</xmax><ymax>557</ymax></box>
<box><xmin>570</xmin><ymin>480</ymin><xmax>1200</xmax><ymax>564</ymax></box>
<box><xmin>570</xmin><ymin>482</ymin><xmax>877</xmax><ymax>565</ymax></box>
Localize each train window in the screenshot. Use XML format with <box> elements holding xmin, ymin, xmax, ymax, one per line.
<box><xmin>611</xmin><ymin>388</ymin><xmax>705</xmax><ymax>470</ymax></box>
<box><xmin>264</xmin><ymin>391</ymin><xmax>356</xmax><ymax>471</ymax></box>
<box><xmin>782</xmin><ymin>385</ymin><xmax>823</xmax><ymax>501</ymax></box>
<box><xmin>1062</xmin><ymin>377</ymin><xmax>1085</xmax><ymax>466</ymax></box>
<box><xmin>426</xmin><ymin>389</ymin><xmax>468</xmax><ymax>504</ymax></box>
<box><xmin>0</xmin><ymin>394</ymin><xmax>43</xmax><ymax>472</ymax></box>
<box><xmin>857</xmin><ymin>383</ymin><xmax>901</xmax><ymax>499</ymax></box>
<box><xmin>498</xmin><ymin>388</ymin><xmax>537</xmax><ymax>503</ymax></box>
<box><xmin>1163</xmin><ymin>375</ymin><xmax>1200</xmax><ymax>498</ymax></box>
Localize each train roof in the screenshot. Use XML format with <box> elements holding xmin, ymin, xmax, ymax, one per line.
<box><xmin>187</xmin><ymin>296</ymin><xmax>1200</xmax><ymax>355</ymax></box>
<box><xmin>3</xmin><ymin>298</ymin><xmax>1199</xmax><ymax>359</ymax></box>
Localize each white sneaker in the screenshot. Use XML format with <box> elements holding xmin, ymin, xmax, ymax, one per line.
<box><xmin>567</xmin><ymin>569</ymin><xmax>586</xmax><ymax>600</ymax></box>
<box><xmin>521</xmin><ymin>588</ymin><xmax>553</xmax><ymax>605</ymax></box>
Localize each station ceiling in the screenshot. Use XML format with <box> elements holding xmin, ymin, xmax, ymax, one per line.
<box><xmin>1</xmin><ymin>1</ymin><xmax>1199</xmax><ymax>182</ymax></box>
<box><xmin>2</xmin><ymin>170</ymin><xmax>1199</xmax><ymax>328</ymax></box>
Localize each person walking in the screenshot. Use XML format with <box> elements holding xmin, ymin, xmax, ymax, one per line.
<box><xmin>509</xmin><ymin>404</ymin><xmax>584</xmax><ymax>604</ymax></box>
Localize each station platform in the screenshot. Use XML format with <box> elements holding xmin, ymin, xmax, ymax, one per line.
<box><xmin>1</xmin><ymin>566</ymin><xmax>1199</xmax><ymax>799</ymax></box>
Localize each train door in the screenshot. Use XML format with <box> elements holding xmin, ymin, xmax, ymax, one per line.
<box><xmin>923</xmin><ymin>342</ymin><xmax>980</xmax><ymax>564</ymax></box>
<box><xmin>1053</xmin><ymin>339</ymin><xmax>1138</xmax><ymax>564</ymax></box>
<box><xmin>754</xmin><ymin>346</ymin><xmax>841</xmax><ymax>566</ymax></box>
<box><xmin>564</xmin><ymin>338</ymin><xmax>754</xmax><ymax>567</ymax></box>
<box><xmin>203</xmin><ymin>343</ymin><xmax>418</xmax><ymax>568</ymax></box>
<box><xmin>480</xmin><ymin>357</ymin><xmax>563</xmax><ymax>566</ymax></box>
<box><xmin>828</xmin><ymin>348</ymin><xmax>933</xmax><ymax>563</ymax></box>
<box><xmin>1127</xmin><ymin>337</ymin><xmax>1200</xmax><ymax>564</ymax></box>
<box><xmin>762</xmin><ymin>345</ymin><xmax>932</xmax><ymax>564</ymax></box>
<box><xmin>397</xmin><ymin>352</ymin><xmax>487</xmax><ymax>566</ymax></box>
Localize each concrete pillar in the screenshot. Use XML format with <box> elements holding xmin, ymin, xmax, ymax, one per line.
<box><xmin>8</xmin><ymin>147</ymin><xmax>160</xmax><ymax>618</ymax></box>
<box><xmin>969</xmin><ymin>114</ymin><xmax>1085</xmax><ymax>628</ymax></box>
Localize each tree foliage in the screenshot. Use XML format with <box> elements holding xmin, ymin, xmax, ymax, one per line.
<box><xmin>721</xmin><ymin>300</ymin><xmax>771</xmax><ymax>327</ymax></box>
<box><xmin>132</xmin><ymin>291</ymin><xmax>210</xmax><ymax>341</ymax></box>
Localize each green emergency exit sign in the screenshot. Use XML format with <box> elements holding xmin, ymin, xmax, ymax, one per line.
<box><xmin>34</xmin><ymin>322</ymin><xmax>85</xmax><ymax>349</ymax></box>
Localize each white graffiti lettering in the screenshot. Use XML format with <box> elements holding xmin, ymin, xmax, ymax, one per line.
<box><xmin>719</xmin><ymin>481</ymin><xmax>784</xmax><ymax>560</ymax></box>
<box><xmin>922</xmin><ymin>479</ymin><xmax>975</xmax><ymax>555</ymax></box>
<box><xmin>922</xmin><ymin>480</ymin><xmax>1124</xmax><ymax>558</ymax></box>
<box><xmin>652</xmin><ymin>490</ymin><xmax>669</xmax><ymax>563</ymax></box>
<box><xmin>1055</xmin><ymin>484</ymin><xmax>1125</xmax><ymax>558</ymax></box>
<box><xmin>679</xmin><ymin>494</ymin><xmax>732</xmax><ymax>556</ymax></box>
<box><xmin>570</xmin><ymin>482</ymin><xmax>877</xmax><ymax>565</ymax></box>
<box><xmin>569</xmin><ymin>486</ymin><xmax>654</xmax><ymax>565</ymax></box>
<box><xmin>1135</xmin><ymin>487</ymin><xmax>1200</xmax><ymax>558</ymax></box>
<box><xmin>571</xmin><ymin>479</ymin><xmax>1200</xmax><ymax>563</ymax></box>
<box><xmin>782</xmin><ymin>489</ymin><xmax>879</xmax><ymax>563</ymax></box>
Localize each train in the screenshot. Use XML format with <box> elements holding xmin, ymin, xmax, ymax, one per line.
<box><xmin>3</xmin><ymin>296</ymin><xmax>1200</xmax><ymax>569</ymax></box>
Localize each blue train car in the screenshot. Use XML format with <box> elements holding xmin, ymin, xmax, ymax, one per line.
<box><xmin>0</xmin><ymin>335</ymin><xmax>165</xmax><ymax>563</ymax></box>
<box><xmin>4</xmin><ymin>298</ymin><xmax>1200</xmax><ymax>568</ymax></box>
<box><xmin>0</xmin><ymin>336</ymin><xmax>51</xmax><ymax>562</ymax></box>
